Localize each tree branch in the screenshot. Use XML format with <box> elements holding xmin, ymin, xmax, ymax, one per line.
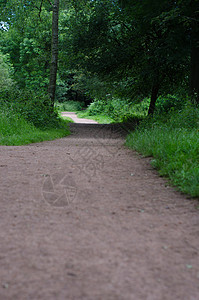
<box><xmin>39</xmin><ymin>0</ymin><xmax>44</xmax><ymax>19</ymax></box>
<box><xmin>110</xmin><ymin>27</ymin><xmax>122</xmax><ymax>47</ymax></box>
<box><xmin>47</xmin><ymin>0</ymin><xmax>53</xmax><ymax>7</ymax></box>
<box><xmin>38</xmin><ymin>0</ymin><xmax>53</xmax><ymax>20</ymax></box>
<box><xmin>182</xmin><ymin>16</ymin><xmax>199</xmax><ymax>23</ymax></box>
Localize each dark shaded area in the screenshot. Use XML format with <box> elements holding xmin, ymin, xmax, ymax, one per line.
<box><xmin>69</xmin><ymin>122</ymin><xmax>138</xmax><ymax>139</ymax></box>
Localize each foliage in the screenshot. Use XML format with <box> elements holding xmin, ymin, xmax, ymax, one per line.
<box><xmin>126</xmin><ymin>103</ymin><xmax>199</xmax><ymax>197</ymax></box>
<box><xmin>0</xmin><ymin>51</ymin><xmax>14</xmax><ymax>89</ymax></box>
<box><xmin>0</xmin><ymin>87</ymin><xmax>63</xmax><ymax>128</ymax></box>
<box><xmin>0</xmin><ymin>103</ymin><xmax>70</xmax><ymax>145</ymax></box>
<box><xmin>1</xmin><ymin>0</ymin><xmax>197</xmax><ymax>115</ymax></box>
<box><xmin>55</xmin><ymin>100</ymin><xmax>86</xmax><ymax>112</ymax></box>
<box><xmin>0</xmin><ymin>3</ymin><xmax>52</xmax><ymax>90</ymax></box>
<box><xmin>77</xmin><ymin>111</ymin><xmax>114</xmax><ymax>124</ymax></box>
<box><xmin>55</xmin><ymin>72</ymin><xmax>92</xmax><ymax>104</ymax></box>
<box><xmin>60</xmin><ymin>0</ymin><xmax>193</xmax><ymax>113</ymax></box>
<box><xmin>155</xmin><ymin>94</ymin><xmax>187</xmax><ymax>114</ymax></box>
<box><xmin>60</xmin><ymin>116</ymin><xmax>74</xmax><ymax>123</ymax></box>
<box><xmin>83</xmin><ymin>97</ymin><xmax>150</xmax><ymax>122</ymax></box>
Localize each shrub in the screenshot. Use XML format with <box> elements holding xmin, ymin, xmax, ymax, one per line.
<box><xmin>0</xmin><ymin>88</ymin><xmax>62</xmax><ymax>129</ymax></box>
<box><xmin>155</xmin><ymin>94</ymin><xmax>187</xmax><ymax>114</ymax></box>
<box><xmin>85</xmin><ymin>97</ymin><xmax>149</xmax><ymax>122</ymax></box>
<box><xmin>55</xmin><ymin>100</ymin><xmax>86</xmax><ymax>112</ymax></box>
<box><xmin>0</xmin><ymin>51</ymin><xmax>14</xmax><ymax>90</ymax></box>
<box><xmin>0</xmin><ymin>103</ymin><xmax>70</xmax><ymax>145</ymax></box>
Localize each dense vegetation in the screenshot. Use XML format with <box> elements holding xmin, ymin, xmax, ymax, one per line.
<box><xmin>0</xmin><ymin>2</ymin><xmax>70</xmax><ymax>145</ymax></box>
<box><xmin>126</xmin><ymin>104</ymin><xmax>199</xmax><ymax>197</ymax></box>
<box><xmin>0</xmin><ymin>0</ymin><xmax>198</xmax><ymax>196</ymax></box>
<box><xmin>0</xmin><ymin>51</ymin><xmax>70</xmax><ymax>145</ymax></box>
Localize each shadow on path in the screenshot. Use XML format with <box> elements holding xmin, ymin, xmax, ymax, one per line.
<box><xmin>69</xmin><ymin>123</ymin><xmax>129</xmax><ymax>139</ymax></box>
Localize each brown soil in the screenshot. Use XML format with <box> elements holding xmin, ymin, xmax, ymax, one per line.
<box><xmin>0</xmin><ymin>119</ymin><xmax>199</xmax><ymax>300</ymax></box>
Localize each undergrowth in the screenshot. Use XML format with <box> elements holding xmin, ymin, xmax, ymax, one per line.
<box><xmin>1</xmin><ymin>88</ymin><xmax>62</xmax><ymax>129</ymax></box>
<box><xmin>55</xmin><ymin>100</ymin><xmax>86</xmax><ymax>112</ymax></box>
<box><xmin>0</xmin><ymin>93</ymin><xmax>70</xmax><ymax>145</ymax></box>
<box><xmin>77</xmin><ymin>111</ymin><xmax>114</xmax><ymax>124</ymax></box>
<box><xmin>82</xmin><ymin>97</ymin><xmax>149</xmax><ymax>122</ymax></box>
<box><xmin>126</xmin><ymin>104</ymin><xmax>199</xmax><ymax>197</ymax></box>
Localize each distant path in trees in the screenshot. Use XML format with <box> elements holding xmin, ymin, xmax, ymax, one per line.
<box><xmin>0</xmin><ymin>122</ymin><xmax>199</xmax><ymax>299</ymax></box>
<box><xmin>61</xmin><ymin>111</ymin><xmax>98</xmax><ymax>124</ymax></box>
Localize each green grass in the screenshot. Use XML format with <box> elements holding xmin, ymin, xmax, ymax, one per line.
<box><xmin>0</xmin><ymin>107</ymin><xmax>70</xmax><ymax>146</ymax></box>
<box><xmin>126</xmin><ymin>105</ymin><xmax>199</xmax><ymax>198</ymax></box>
<box><xmin>77</xmin><ymin>111</ymin><xmax>115</xmax><ymax>124</ymax></box>
<box><xmin>59</xmin><ymin>114</ymin><xmax>74</xmax><ymax>123</ymax></box>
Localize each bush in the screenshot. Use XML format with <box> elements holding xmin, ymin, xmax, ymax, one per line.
<box><xmin>0</xmin><ymin>88</ymin><xmax>62</xmax><ymax>129</ymax></box>
<box><xmin>0</xmin><ymin>103</ymin><xmax>70</xmax><ymax>145</ymax></box>
<box><xmin>85</xmin><ymin>97</ymin><xmax>149</xmax><ymax>122</ymax></box>
<box><xmin>155</xmin><ymin>94</ymin><xmax>187</xmax><ymax>114</ymax></box>
<box><xmin>0</xmin><ymin>104</ymin><xmax>33</xmax><ymax>137</ymax></box>
<box><xmin>0</xmin><ymin>51</ymin><xmax>14</xmax><ymax>90</ymax></box>
<box><xmin>55</xmin><ymin>100</ymin><xmax>86</xmax><ymax>112</ymax></box>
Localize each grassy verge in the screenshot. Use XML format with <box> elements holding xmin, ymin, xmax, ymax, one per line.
<box><xmin>59</xmin><ymin>114</ymin><xmax>74</xmax><ymax>123</ymax></box>
<box><xmin>77</xmin><ymin>111</ymin><xmax>114</xmax><ymax>124</ymax></box>
<box><xmin>126</xmin><ymin>105</ymin><xmax>199</xmax><ymax>198</ymax></box>
<box><xmin>0</xmin><ymin>108</ymin><xmax>70</xmax><ymax>146</ymax></box>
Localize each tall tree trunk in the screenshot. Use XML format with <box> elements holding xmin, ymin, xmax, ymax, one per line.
<box><xmin>48</xmin><ymin>0</ymin><xmax>59</xmax><ymax>109</ymax></box>
<box><xmin>148</xmin><ymin>80</ymin><xmax>159</xmax><ymax>115</ymax></box>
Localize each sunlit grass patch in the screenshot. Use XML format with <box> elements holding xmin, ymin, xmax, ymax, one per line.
<box><xmin>77</xmin><ymin>111</ymin><xmax>114</xmax><ymax>124</ymax></box>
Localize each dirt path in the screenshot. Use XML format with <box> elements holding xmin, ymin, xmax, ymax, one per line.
<box><xmin>0</xmin><ymin>120</ymin><xmax>199</xmax><ymax>300</ymax></box>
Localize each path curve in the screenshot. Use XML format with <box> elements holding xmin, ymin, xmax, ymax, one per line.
<box><xmin>0</xmin><ymin>122</ymin><xmax>199</xmax><ymax>300</ymax></box>
<box><xmin>61</xmin><ymin>111</ymin><xmax>98</xmax><ymax>124</ymax></box>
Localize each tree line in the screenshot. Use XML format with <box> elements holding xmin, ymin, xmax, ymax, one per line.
<box><xmin>0</xmin><ymin>0</ymin><xmax>198</xmax><ymax>114</ymax></box>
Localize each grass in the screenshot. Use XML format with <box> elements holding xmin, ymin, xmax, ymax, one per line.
<box><xmin>77</xmin><ymin>111</ymin><xmax>115</xmax><ymax>124</ymax></box>
<box><xmin>126</xmin><ymin>105</ymin><xmax>199</xmax><ymax>198</ymax></box>
<box><xmin>59</xmin><ymin>114</ymin><xmax>74</xmax><ymax>123</ymax></box>
<box><xmin>0</xmin><ymin>107</ymin><xmax>70</xmax><ymax>146</ymax></box>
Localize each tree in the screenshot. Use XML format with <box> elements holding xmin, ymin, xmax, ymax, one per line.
<box><xmin>147</xmin><ymin>0</ymin><xmax>199</xmax><ymax>104</ymax></box>
<box><xmin>1</xmin><ymin>0</ymin><xmax>197</xmax><ymax>112</ymax></box>
<box><xmin>61</xmin><ymin>0</ymin><xmax>190</xmax><ymax>114</ymax></box>
<box><xmin>1</xmin><ymin>0</ymin><xmax>60</xmax><ymax>106</ymax></box>
<box><xmin>0</xmin><ymin>0</ymin><xmax>52</xmax><ymax>89</ymax></box>
<box><xmin>48</xmin><ymin>0</ymin><xmax>59</xmax><ymax>107</ymax></box>
<box><xmin>0</xmin><ymin>51</ymin><xmax>14</xmax><ymax>90</ymax></box>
